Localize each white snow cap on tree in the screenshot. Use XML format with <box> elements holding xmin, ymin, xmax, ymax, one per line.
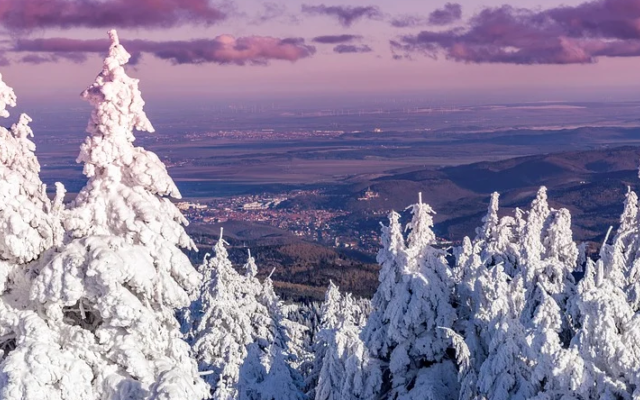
<box><xmin>190</xmin><ymin>234</ymin><xmax>253</xmax><ymax>399</ymax></box>
<box><xmin>0</xmin><ymin>30</ymin><xmax>208</xmax><ymax>400</ymax></box>
<box><xmin>245</xmin><ymin>249</ymin><xmax>259</xmax><ymax>278</ymax></box>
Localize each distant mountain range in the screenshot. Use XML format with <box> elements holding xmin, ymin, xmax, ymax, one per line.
<box><xmin>339</xmin><ymin>145</ymin><xmax>640</xmax><ymax>243</ymax></box>
<box><xmin>189</xmin><ymin>145</ymin><xmax>640</xmax><ymax>300</ymax></box>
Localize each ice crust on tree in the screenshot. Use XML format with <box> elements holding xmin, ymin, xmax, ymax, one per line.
<box><xmin>1</xmin><ymin>30</ymin><xmax>208</xmax><ymax>400</ymax></box>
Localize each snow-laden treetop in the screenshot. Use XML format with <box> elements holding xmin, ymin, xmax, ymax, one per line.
<box><xmin>67</xmin><ymin>30</ymin><xmax>193</xmax><ymax>251</ymax></box>
<box><xmin>0</xmin><ymin>73</ymin><xmax>16</xmax><ymax>119</ymax></box>
<box><xmin>77</xmin><ymin>29</ymin><xmax>179</xmax><ymax>198</ymax></box>
<box><xmin>81</xmin><ymin>30</ymin><xmax>154</xmax><ymax>164</ymax></box>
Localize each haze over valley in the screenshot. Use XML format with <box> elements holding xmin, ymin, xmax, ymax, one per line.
<box><xmin>17</xmin><ymin>98</ymin><xmax>640</xmax><ymax>297</ymax></box>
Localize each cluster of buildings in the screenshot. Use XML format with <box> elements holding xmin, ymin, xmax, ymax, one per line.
<box><xmin>177</xmin><ymin>191</ymin><xmax>382</xmax><ymax>253</ymax></box>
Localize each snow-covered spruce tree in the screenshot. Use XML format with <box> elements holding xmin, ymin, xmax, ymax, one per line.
<box><xmin>454</xmin><ymin>194</ymin><xmax>533</xmax><ymax>400</ymax></box>
<box><xmin>571</xmin><ymin>258</ymin><xmax>638</xmax><ymax>399</ymax></box>
<box><xmin>520</xmin><ymin>188</ymin><xmax>577</xmax><ymax>307</ymax></box>
<box><xmin>601</xmin><ymin>187</ymin><xmax>640</xmax><ymax>311</ymax></box>
<box><xmin>474</xmin><ymin>270</ymin><xmax>536</xmax><ymax>400</ymax></box>
<box><xmin>362</xmin><ymin>211</ymin><xmax>405</xmax><ymax>362</ymax></box>
<box><xmin>363</xmin><ymin>194</ymin><xmax>461</xmax><ymax>400</ymax></box>
<box><xmin>608</xmin><ymin>188</ymin><xmax>638</xmax><ymax>291</ymax></box>
<box><xmin>452</xmin><ymin>236</ymin><xmax>484</xmax><ymax>400</ymax></box>
<box><xmin>474</xmin><ymin>192</ymin><xmax>519</xmax><ymax>274</ymax></box>
<box><xmin>455</xmin><ymin>193</ymin><xmax>522</xmax><ymax>394</ymax></box>
<box><xmin>456</xmin><ymin>187</ymin><xmax>586</xmax><ymax>399</ymax></box>
<box><xmin>190</xmin><ymin>235</ymin><xmax>258</xmax><ymax>399</ymax></box>
<box><xmin>249</xmin><ymin>273</ymin><xmax>305</xmax><ymax>400</ymax></box>
<box><xmin>0</xmin><ymin>71</ymin><xmax>70</xmax><ymax>398</ymax></box>
<box><xmin>515</xmin><ymin>189</ymin><xmax>581</xmax><ymax>399</ymax></box>
<box><xmin>190</xmin><ymin>236</ymin><xmax>303</xmax><ymax>400</ymax></box>
<box><xmin>0</xmin><ymin>73</ymin><xmax>64</xmax><ymax>285</ymax></box>
<box><xmin>309</xmin><ymin>282</ymin><xmax>379</xmax><ymax>400</ymax></box>
<box><xmin>2</xmin><ymin>31</ymin><xmax>209</xmax><ymax>399</ymax></box>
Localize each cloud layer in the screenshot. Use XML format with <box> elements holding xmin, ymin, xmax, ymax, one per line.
<box><xmin>428</xmin><ymin>3</ymin><xmax>462</xmax><ymax>25</ymax></box>
<box><xmin>0</xmin><ymin>0</ymin><xmax>227</xmax><ymax>30</ymax></box>
<box><xmin>312</xmin><ymin>34</ymin><xmax>362</xmax><ymax>44</ymax></box>
<box><xmin>333</xmin><ymin>44</ymin><xmax>372</xmax><ymax>54</ymax></box>
<box><xmin>302</xmin><ymin>4</ymin><xmax>382</xmax><ymax>27</ymax></box>
<box><xmin>391</xmin><ymin>3</ymin><xmax>462</xmax><ymax>28</ymax></box>
<box><xmin>13</xmin><ymin>36</ymin><xmax>316</xmax><ymax>65</ymax></box>
<box><xmin>392</xmin><ymin>0</ymin><xmax>640</xmax><ymax>64</ymax></box>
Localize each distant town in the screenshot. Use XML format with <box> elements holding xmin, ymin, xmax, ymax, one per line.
<box><xmin>177</xmin><ymin>189</ymin><xmax>386</xmax><ymax>254</ymax></box>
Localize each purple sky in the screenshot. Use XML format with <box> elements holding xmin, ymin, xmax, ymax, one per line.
<box><xmin>0</xmin><ymin>0</ymin><xmax>639</xmax><ymax>103</ymax></box>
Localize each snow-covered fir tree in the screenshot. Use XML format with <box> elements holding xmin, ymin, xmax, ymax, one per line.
<box><xmin>309</xmin><ymin>282</ymin><xmax>378</xmax><ymax>400</ymax></box>
<box><xmin>0</xmin><ymin>71</ymin><xmax>74</xmax><ymax>399</ymax></box>
<box><xmin>0</xmin><ymin>74</ymin><xmax>64</xmax><ymax>281</ymax></box>
<box><xmin>250</xmin><ymin>273</ymin><xmax>305</xmax><ymax>400</ymax></box>
<box><xmin>189</xmin><ymin>235</ymin><xmax>303</xmax><ymax>400</ymax></box>
<box><xmin>474</xmin><ymin>192</ymin><xmax>518</xmax><ymax>273</ymax></box>
<box><xmin>603</xmin><ymin>187</ymin><xmax>640</xmax><ymax>311</ymax></box>
<box><xmin>517</xmin><ymin>188</ymin><xmax>582</xmax><ymax>398</ymax></box>
<box><xmin>362</xmin><ymin>211</ymin><xmax>405</xmax><ymax>362</ymax></box>
<box><xmin>474</xmin><ymin>269</ymin><xmax>535</xmax><ymax>400</ymax></box>
<box><xmin>571</xmin><ymin>257</ymin><xmax>638</xmax><ymax>399</ymax></box>
<box><xmin>363</xmin><ymin>194</ymin><xmax>461</xmax><ymax>400</ymax></box>
<box><xmin>1</xmin><ymin>30</ymin><xmax>208</xmax><ymax>400</ymax></box>
<box><xmin>454</xmin><ymin>187</ymin><xmax>588</xmax><ymax>400</ymax></box>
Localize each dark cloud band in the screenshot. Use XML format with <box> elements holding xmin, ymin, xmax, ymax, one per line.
<box><xmin>312</xmin><ymin>35</ymin><xmax>362</xmax><ymax>44</ymax></box>
<box><xmin>302</xmin><ymin>4</ymin><xmax>382</xmax><ymax>27</ymax></box>
<box><xmin>428</xmin><ymin>3</ymin><xmax>462</xmax><ymax>25</ymax></box>
<box><xmin>13</xmin><ymin>36</ymin><xmax>316</xmax><ymax>65</ymax></box>
<box><xmin>0</xmin><ymin>0</ymin><xmax>226</xmax><ymax>30</ymax></box>
<box><xmin>392</xmin><ymin>0</ymin><xmax>640</xmax><ymax>64</ymax></box>
<box><xmin>333</xmin><ymin>44</ymin><xmax>372</xmax><ymax>54</ymax></box>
